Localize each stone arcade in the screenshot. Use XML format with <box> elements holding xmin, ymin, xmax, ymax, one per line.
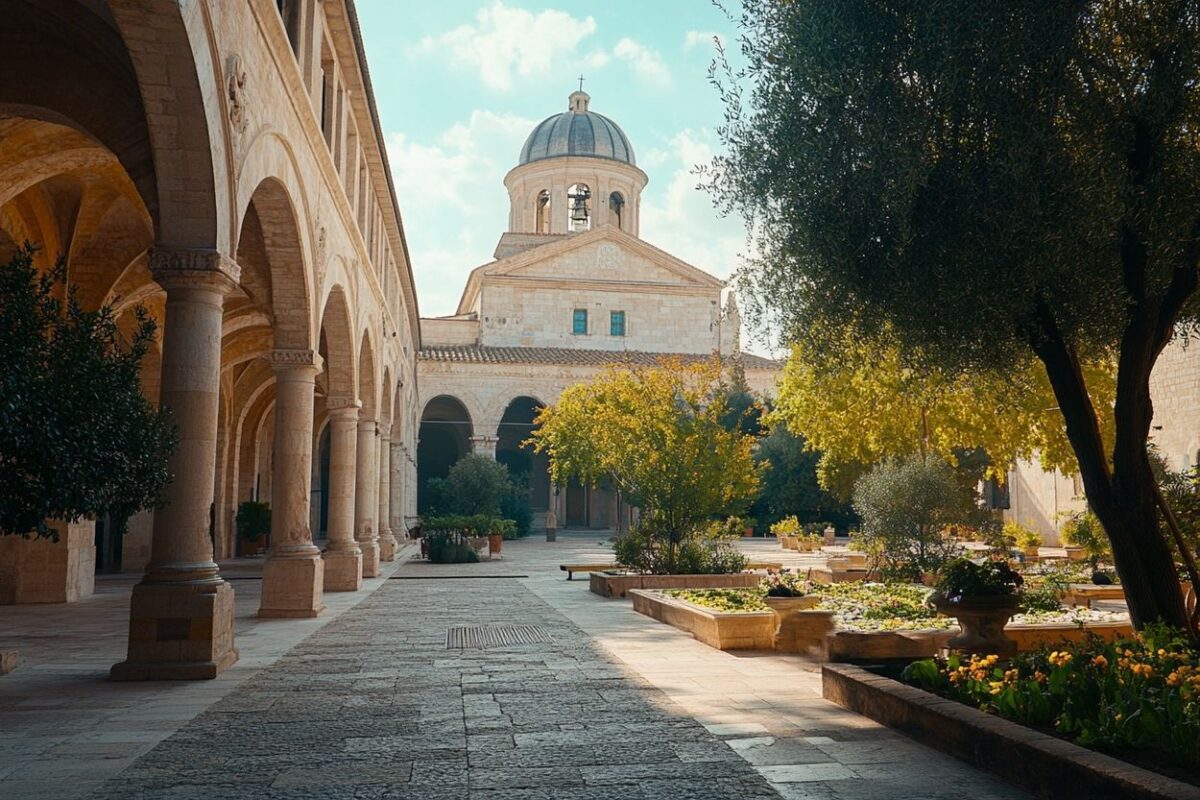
<box><xmin>0</xmin><ymin>0</ymin><xmax>419</xmax><ymax>679</ymax></box>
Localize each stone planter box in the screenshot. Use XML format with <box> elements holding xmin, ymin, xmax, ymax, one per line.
<box><xmin>809</xmin><ymin>566</ymin><xmax>873</xmax><ymax>584</ymax></box>
<box><xmin>1007</xmin><ymin>620</ymin><xmax>1133</xmax><ymax>651</ymax></box>
<box><xmin>589</xmin><ymin>571</ymin><xmax>761</xmax><ymax>599</ymax></box>
<box><xmin>629</xmin><ymin>590</ymin><xmax>775</xmax><ymax>650</ymax></box>
<box><xmin>825</xmin><ymin>629</ymin><xmax>954</xmax><ymax>662</ymax></box>
<box><xmin>1062</xmin><ymin>583</ymin><xmax>1126</xmax><ymax>607</ymax></box>
<box><xmin>823</xmin><ymin>663</ymin><xmax>1200</xmax><ymax>800</ymax></box>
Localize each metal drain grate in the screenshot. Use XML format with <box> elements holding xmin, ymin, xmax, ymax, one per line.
<box><xmin>446</xmin><ymin>624</ymin><xmax>551</xmax><ymax>649</ymax></box>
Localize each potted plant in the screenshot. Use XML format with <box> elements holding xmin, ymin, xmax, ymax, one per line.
<box><xmin>761</xmin><ymin>570</ymin><xmax>818</xmax><ymax>649</ymax></box>
<box><xmin>931</xmin><ymin>558</ymin><xmax>1024</xmax><ymax>658</ymax></box>
<box><xmin>1009</xmin><ymin>522</ymin><xmax>1042</xmax><ymax>559</ymax></box>
<box><xmin>1059</xmin><ymin>509</ymin><xmax>1109</xmax><ymax>566</ymax></box>
<box><xmin>770</xmin><ymin>517</ymin><xmax>802</xmax><ymax>549</ymax></box>
<box><xmin>236</xmin><ymin>500</ymin><xmax>270</xmax><ymax>556</ymax></box>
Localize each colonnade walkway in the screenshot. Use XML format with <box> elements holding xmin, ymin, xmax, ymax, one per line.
<box><xmin>0</xmin><ymin>536</ymin><xmax>1025</xmax><ymax>800</ymax></box>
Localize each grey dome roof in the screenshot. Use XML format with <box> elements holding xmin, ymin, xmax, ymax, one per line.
<box><xmin>519</xmin><ymin>92</ymin><xmax>635</xmax><ymax>166</ymax></box>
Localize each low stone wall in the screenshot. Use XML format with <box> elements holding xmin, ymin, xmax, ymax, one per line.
<box><xmin>1007</xmin><ymin>620</ymin><xmax>1133</xmax><ymax>650</ymax></box>
<box><xmin>822</xmin><ymin>663</ymin><xmax>1200</xmax><ymax>800</ymax></box>
<box><xmin>589</xmin><ymin>571</ymin><xmax>760</xmax><ymax>599</ymax></box>
<box><xmin>825</xmin><ymin>629</ymin><xmax>954</xmax><ymax>663</ymax></box>
<box><xmin>629</xmin><ymin>590</ymin><xmax>775</xmax><ymax>650</ymax></box>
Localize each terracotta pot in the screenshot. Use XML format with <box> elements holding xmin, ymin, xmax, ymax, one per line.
<box><xmin>1064</xmin><ymin>545</ymin><xmax>1087</xmax><ymax>562</ymax></box>
<box><xmin>932</xmin><ymin>593</ymin><xmax>1022</xmax><ymax>658</ymax></box>
<box><xmin>488</xmin><ymin>533</ymin><xmax>503</xmax><ymax>557</ymax></box>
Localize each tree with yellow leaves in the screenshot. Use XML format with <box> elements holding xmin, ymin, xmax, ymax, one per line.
<box><xmin>772</xmin><ymin>323</ymin><xmax>1116</xmax><ymax>499</ymax></box>
<box><xmin>530</xmin><ymin>358</ymin><xmax>760</xmax><ymax>574</ymax></box>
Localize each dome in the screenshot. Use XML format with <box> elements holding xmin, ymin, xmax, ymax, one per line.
<box><xmin>518</xmin><ymin>91</ymin><xmax>635</xmax><ymax>166</ymax></box>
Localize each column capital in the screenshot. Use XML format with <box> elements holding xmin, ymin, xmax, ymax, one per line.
<box><xmin>268</xmin><ymin>349</ymin><xmax>323</xmax><ymax>375</ymax></box>
<box><xmin>326</xmin><ymin>395</ymin><xmax>362</xmax><ymax>412</ymax></box>
<box><xmin>377</xmin><ymin>422</ymin><xmax>392</xmax><ymax>439</ymax></box>
<box><xmin>150</xmin><ymin>246</ymin><xmax>240</xmax><ymax>290</ymax></box>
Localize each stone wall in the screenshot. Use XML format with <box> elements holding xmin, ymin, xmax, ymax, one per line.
<box><xmin>1149</xmin><ymin>337</ymin><xmax>1200</xmax><ymax>471</ymax></box>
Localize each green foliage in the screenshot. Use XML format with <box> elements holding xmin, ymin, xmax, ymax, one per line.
<box><xmin>903</xmin><ymin>626</ymin><xmax>1200</xmax><ymax>768</ymax></box>
<box><xmin>749</xmin><ymin>424</ymin><xmax>855</xmax><ymax>531</ymax></box>
<box><xmin>769</xmin><ymin>516</ymin><xmax>802</xmax><ymax>538</ymax></box>
<box><xmin>0</xmin><ymin>245</ymin><xmax>176</xmax><ymax>538</ymax></box>
<box><xmin>708</xmin><ymin>0</ymin><xmax>1200</xmax><ymax>628</ymax></box>
<box><xmin>1059</xmin><ymin>508</ymin><xmax>1112</xmax><ymax>566</ymax></box>
<box><xmin>936</xmin><ymin>558</ymin><xmax>1024</xmax><ymax>600</ymax></box>
<box><xmin>235</xmin><ymin>501</ymin><xmax>271</xmax><ymax>541</ymax></box>
<box><xmin>1006</xmin><ymin>521</ymin><xmax>1044</xmax><ymax>551</ymax></box>
<box><xmin>499</xmin><ymin>474</ymin><xmax>533</xmax><ymax>537</ymax></box>
<box><xmin>426</xmin><ymin>455</ymin><xmax>511</xmax><ymax>517</ymax></box>
<box><xmin>1021</xmin><ymin>570</ymin><xmax>1070</xmax><ymax>613</ymax></box>
<box><xmin>425</xmin><ymin>531</ymin><xmax>480</xmax><ymax>564</ymax></box>
<box><xmin>1158</xmin><ymin>465</ymin><xmax>1200</xmax><ymax>564</ymax></box>
<box><xmin>851</xmin><ymin>456</ymin><xmax>984</xmax><ymax>580</ymax></box>
<box><xmin>612</xmin><ymin>517</ymin><xmax>748</xmax><ymax>576</ymax></box>
<box><xmin>533</xmin><ymin>359</ymin><xmax>760</xmax><ymax>572</ymax></box>
<box><xmin>423</xmin><ymin>514</ymin><xmax>514</xmax><ymax>538</ymax></box>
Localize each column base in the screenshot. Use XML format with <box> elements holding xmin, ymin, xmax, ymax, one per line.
<box><xmin>378</xmin><ymin>528</ymin><xmax>397</xmax><ymax>562</ymax></box>
<box><xmin>359</xmin><ymin>540</ymin><xmax>380</xmax><ymax>578</ymax></box>
<box><xmin>110</xmin><ymin>579</ymin><xmax>238</xmax><ymax>681</ymax></box>
<box><xmin>322</xmin><ymin>549</ymin><xmax>362</xmax><ymax>592</ymax></box>
<box><xmin>258</xmin><ymin>554</ymin><xmax>326</xmax><ymax>618</ymax></box>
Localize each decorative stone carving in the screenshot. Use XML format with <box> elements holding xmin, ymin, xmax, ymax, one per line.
<box><xmin>149</xmin><ymin>247</ymin><xmax>240</xmax><ymax>288</ymax></box>
<box><xmin>326</xmin><ymin>395</ymin><xmax>361</xmax><ymax>412</ymax></box>
<box><xmin>226</xmin><ymin>54</ymin><xmax>249</xmax><ymax>138</ymax></box>
<box><xmin>268</xmin><ymin>349</ymin><xmax>323</xmax><ymax>371</ymax></box>
<box><xmin>596</xmin><ymin>243</ymin><xmax>621</xmax><ymax>270</ymax></box>
<box><xmin>313</xmin><ymin>218</ymin><xmax>328</xmax><ymax>289</ymax></box>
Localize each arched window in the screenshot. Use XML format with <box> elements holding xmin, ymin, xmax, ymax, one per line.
<box><xmin>609</xmin><ymin>191</ymin><xmax>625</xmax><ymax>229</ymax></box>
<box><xmin>535</xmin><ymin>190</ymin><xmax>551</xmax><ymax>234</ymax></box>
<box><xmin>567</xmin><ymin>183</ymin><xmax>591</xmax><ymax>232</ymax></box>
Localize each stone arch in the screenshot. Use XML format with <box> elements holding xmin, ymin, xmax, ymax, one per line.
<box><xmin>497</xmin><ymin>396</ymin><xmax>550</xmax><ymax>515</ymax></box>
<box><xmin>417</xmin><ymin>396</ymin><xmax>474</xmax><ymax>513</ymax></box>
<box><xmin>236</xmin><ymin>177</ymin><xmax>313</xmax><ymax>351</ymax></box>
<box><xmin>318</xmin><ymin>285</ymin><xmax>356</xmax><ymax>400</ymax></box>
<box><xmin>358</xmin><ymin>329</ymin><xmax>378</xmax><ymax>419</ymax></box>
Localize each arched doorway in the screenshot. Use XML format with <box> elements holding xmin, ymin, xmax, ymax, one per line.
<box><xmin>417</xmin><ymin>396</ymin><xmax>473</xmax><ymax>513</ymax></box>
<box><xmin>496</xmin><ymin>397</ymin><xmax>550</xmax><ymax>517</ymax></box>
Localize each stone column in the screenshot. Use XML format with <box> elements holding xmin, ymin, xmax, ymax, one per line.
<box><xmin>377</xmin><ymin>424</ymin><xmax>397</xmax><ymax>561</ymax></box>
<box><xmin>389</xmin><ymin>441</ymin><xmax>405</xmax><ymax>537</ymax></box>
<box><xmin>470</xmin><ymin>434</ymin><xmax>498</xmax><ymax>459</ymax></box>
<box><xmin>258</xmin><ymin>349</ymin><xmax>326</xmax><ymax>618</ymax></box>
<box><xmin>355</xmin><ymin>418</ymin><xmax>380</xmax><ymax>577</ymax></box>
<box><xmin>111</xmin><ymin>249</ymin><xmax>239</xmax><ymax>681</ymax></box>
<box><xmin>322</xmin><ymin>399</ymin><xmax>362</xmax><ymax>591</ymax></box>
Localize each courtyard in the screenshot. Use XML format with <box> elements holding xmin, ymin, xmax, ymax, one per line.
<box><xmin>0</xmin><ymin>537</ymin><xmax>1023</xmax><ymax>800</ymax></box>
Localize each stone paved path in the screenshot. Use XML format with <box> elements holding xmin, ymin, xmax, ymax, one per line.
<box><xmin>89</xmin><ymin>577</ymin><xmax>783</xmax><ymax>800</ymax></box>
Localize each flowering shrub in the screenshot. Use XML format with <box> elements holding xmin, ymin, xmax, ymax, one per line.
<box><xmin>664</xmin><ymin>588</ymin><xmax>767</xmax><ymax>612</ymax></box>
<box><xmin>761</xmin><ymin>569</ymin><xmax>810</xmax><ymax>597</ymax></box>
<box><xmin>770</xmin><ymin>516</ymin><xmax>802</xmax><ymax>538</ymax></box>
<box><xmin>903</xmin><ymin>625</ymin><xmax>1200</xmax><ymax>768</ymax></box>
<box><xmin>816</xmin><ymin>582</ymin><xmax>952</xmax><ymax>631</ymax></box>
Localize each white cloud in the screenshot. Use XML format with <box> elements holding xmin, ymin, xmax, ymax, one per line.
<box><xmin>409</xmin><ymin>2</ymin><xmax>597</xmax><ymax>91</ymax></box>
<box><xmin>388</xmin><ymin>110</ymin><xmax>535</xmax><ymax>316</ymax></box>
<box><xmin>683</xmin><ymin>30</ymin><xmax>725</xmax><ymax>51</ymax></box>
<box><xmin>612</xmin><ymin>38</ymin><xmax>672</xmax><ymax>87</ymax></box>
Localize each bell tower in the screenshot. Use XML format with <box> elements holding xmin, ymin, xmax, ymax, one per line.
<box><xmin>504</xmin><ymin>91</ymin><xmax>648</xmax><ymax>237</ymax></box>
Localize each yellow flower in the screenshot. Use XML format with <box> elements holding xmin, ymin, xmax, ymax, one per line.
<box><xmin>1091</xmin><ymin>655</ymin><xmax>1108</xmax><ymax>669</ymax></box>
<box><xmin>1167</xmin><ymin>670</ymin><xmax>1183</xmax><ymax>687</ymax></box>
<box><xmin>1033</xmin><ymin>671</ymin><xmax>1047</xmax><ymax>683</ymax></box>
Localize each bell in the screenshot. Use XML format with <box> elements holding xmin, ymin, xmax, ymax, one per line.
<box><xmin>570</xmin><ymin>201</ymin><xmax>589</xmax><ymax>223</ymax></box>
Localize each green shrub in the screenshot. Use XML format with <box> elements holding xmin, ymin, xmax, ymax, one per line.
<box><xmin>852</xmin><ymin>456</ymin><xmax>985</xmax><ymax>580</ymax></box>
<box><xmin>235</xmin><ymin>500</ymin><xmax>271</xmax><ymax>541</ymax></box>
<box><xmin>612</xmin><ymin>519</ymin><xmax>748</xmax><ymax>575</ymax></box>
<box><xmin>770</xmin><ymin>516</ymin><xmax>802</xmax><ymax>537</ymax></box>
<box><xmin>935</xmin><ymin>557</ymin><xmax>1023</xmax><ymax>600</ymax></box>
<box><xmin>1059</xmin><ymin>508</ymin><xmax>1112</xmax><ymax>566</ymax></box>
<box><xmin>425</xmin><ymin>531</ymin><xmax>480</xmax><ymax>564</ymax></box>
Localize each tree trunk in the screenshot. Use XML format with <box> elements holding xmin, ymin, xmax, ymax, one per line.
<box><xmin>1033</xmin><ymin>314</ymin><xmax>1189</xmax><ymax>630</ymax></box>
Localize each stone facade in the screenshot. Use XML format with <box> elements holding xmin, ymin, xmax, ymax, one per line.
<box><xmin>1005</xmin><ymin>336</ymin><xmax>1199</xmax><ymax>542</ymax></box>
<box><xmin>417</xmin><ymin>92</ymin><xmax>779</xmax><ymax>529</ymax></box>
<box><xmin>0</xmin><ymin>0</ymin><xmax>419</xmax><ymax>680</ymax></box>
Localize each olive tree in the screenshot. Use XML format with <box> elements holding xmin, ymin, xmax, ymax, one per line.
<box><xmin>709</xmin><ymin>0</ymin><xmax>1200</xmax><ymax>630</ymax></box>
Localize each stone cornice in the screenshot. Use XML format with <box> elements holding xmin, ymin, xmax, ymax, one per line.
<box><xmin>268</xmin><ymin>349</ymin><xmax>323</xmax><ymax>371</ymax></box>
<box><xmin>325</xmin><ymin>395</ymin><xmax>362</xmax><ymax>411</ymax></box>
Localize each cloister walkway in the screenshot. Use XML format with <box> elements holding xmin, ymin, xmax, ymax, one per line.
<box><xmin>0</xmin><ymin>537</ymin><xmax>1025</xmax><ymax>800</ymax></box>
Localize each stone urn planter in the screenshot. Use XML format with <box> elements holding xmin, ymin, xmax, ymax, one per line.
<box><xmin>932</xmin><ymin>594</ymin><xmax>1022</xmax><ymax>658</ymax></box>
<box><xmin>765</xmin><ymin>595</ymin><xmax>821</xmax><ymax>651</ymax></box>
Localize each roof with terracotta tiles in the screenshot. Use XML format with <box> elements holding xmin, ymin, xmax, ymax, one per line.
<box><xmin>418</xmin><ymin>344</ymin><xmax>779</xmax><ymax>370</ymax></box>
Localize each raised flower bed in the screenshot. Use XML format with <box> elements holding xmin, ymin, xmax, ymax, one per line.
<box><xmin>629</xmin><ymin>589</ymin><xmax>776</xmax><ymax>650</ymax></box>
<box><xmin>589</xmin><ymin>570</ymin><xmax>760</xmax><ymax>599</ymax></box>
<box><xmin>633</xmin><ymin>581</ymin><xmax>1132</xmax><ymax>661</ymax></box>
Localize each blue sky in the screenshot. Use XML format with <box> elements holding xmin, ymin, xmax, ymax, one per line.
<box><xmin>355</xmin><ymin>1</ymin><xmax>760</xmax><ymax>346</ymax></box>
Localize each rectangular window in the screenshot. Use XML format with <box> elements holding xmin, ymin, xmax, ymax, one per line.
<box><xmin>610</xmin><ymin>310</ymin><xmax>626</xmax><ymax>337</ymax></box>
<box><xmin>572</xmin><ymin>308</ymin><xmax>588</xmax><ymax>335</ymax></box>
